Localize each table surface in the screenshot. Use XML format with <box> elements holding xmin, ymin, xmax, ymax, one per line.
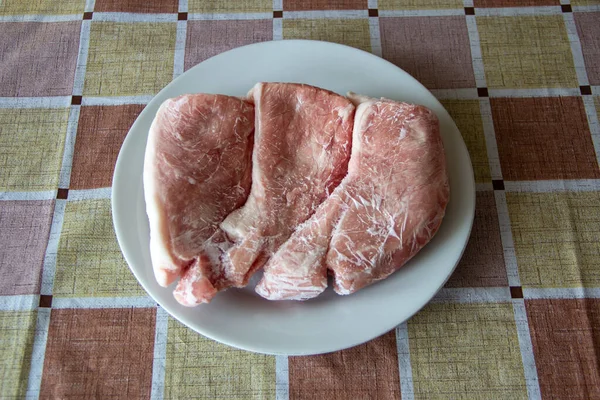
<box><xmin>1</xmin><ymin>0</ymin><xmax>599</xmax><ymax>399</ymax></box>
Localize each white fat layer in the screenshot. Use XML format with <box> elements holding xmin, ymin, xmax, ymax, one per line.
<box><xmin>144</xmin><ymin>100</ymin><xmax>180</xmax><ymax>286</ymax></box>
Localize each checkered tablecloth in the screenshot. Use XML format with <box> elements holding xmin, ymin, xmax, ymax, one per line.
<box><xmin>1</xmin><ymin>0</ymin><xmax>599</xmax><ymax>398</ymax></box>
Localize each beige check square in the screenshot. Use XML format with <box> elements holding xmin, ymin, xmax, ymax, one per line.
<box><xmin>379</xmin><ymin>0</ymin><xmax>463</xmax><ymax>9</ymax></box>
<box><xmin>164</xmin><ymin>318</ymin><xmax>276</xmax><ymax>399</ymax></box>
<box><xmin>507</xmin><ymin>192</ymin><xmax>600</xmax><ymax>288</ymax></box>
<box><xmin>0</xmin><ymin>0</ymin><xmax>85</xmax><ymax>15</ymax></box>
<box><xmin>477</xmin><ymin>16</ymin><xmax>578</xmax><ymax>89</ymax></box>
<box><xmin>54</xmin><ymin>199</ymin><xmax>145</xmax><ymax>297</ymax></box>
<box><xmin>0</xmin><ymin>311</ymin><xmax>36</xmax><ymax>399</ymax></box>
<box><xmin>84</xmin><ymin>22</ymin><xmax>176</xmax><ymax>96</ymax></box>
<box><xmin>570</xmin><ymin>0</ymin><xmax>600</xmax><ymax>5</ymax></box>
<box><xmin>0</xmin><ymin>108</ymin><xmax>69</xmax><ymax>192</ymax></box>
<box><xmin>409</xmin><ymin>303</ymin><xmax>527</xmax><ymax>399</ymax></box>
<box><xmin>188</xmin><ymin>0</ymin><xmax>272</xmax><ymax>13</ymax></box>
<box><xmin>283</xmin><ymin>19</ymin><xmax>371</xmax><ymax>53</ymax></box>
<box><xmin>441</xmin><ymin>100</ymin><xmax>491</xmax><ymax>183</ymax></box>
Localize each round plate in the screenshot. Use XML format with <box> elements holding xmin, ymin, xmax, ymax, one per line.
<box><xmin>112</xmin><ymin>40</ymin><xmax>475</xmax><ymax>355</ymax></box>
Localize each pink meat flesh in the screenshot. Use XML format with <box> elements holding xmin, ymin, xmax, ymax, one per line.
<box><xmin>256</xmin><ymin>94</ymin><xmax>449</xmax><ymax>300</ymax></box>
<box><xmin>174</xmin><ymin>82</ymin><xmax>355</xmax><ymax>305</ymax></box>
<box><xmin>143</xmin><ymin>94</ymin><xmax>254</xmax><ymax>291</ymax></box>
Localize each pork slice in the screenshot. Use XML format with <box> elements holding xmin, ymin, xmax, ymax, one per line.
<box><xmin>174</xmin><ymin>82</ymin><xmax>355</xmax><ymax>305</ymax></box>
<box><xmin>143</xmin><ymin>94</ymin><xmax>254</xmax><ymax>289</ymax></box>
<box><xmin>256</xmin><ymin>94</ymin><xmax>449</xmax><ymax>300</ymax></box>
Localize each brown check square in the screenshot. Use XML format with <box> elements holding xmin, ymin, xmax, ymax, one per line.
<box><xmin>526</xmin><ymin>299</ymin><xmax>600</xmax><ymax>400</ymax></box>
<box><xmin>491</xmin><ymin>97</ymin><xmax>600</xmax><ymax>180</ymax></box>
<box><xmin>70</xmin><ymin>105</ymin><xmax>145</xmax><ymax>189</ymax></box>
<box><xmin>289</xmin><ymin>331</ymin><xmax>400</xmax><ymax>400</ymax></box>
<box><xmin>40</xmin><ymin>308</ymin><xmax>155</xmax><ymax>400</ymax></box>
<box><xmin>446</xmin><ymin>191</ymin><xmax>507</xmax><ymax>287</ymax></box>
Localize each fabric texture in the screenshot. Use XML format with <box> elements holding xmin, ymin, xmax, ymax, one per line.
<box><xmin>0</xmin><ymin>1</ymin><xmax>599</xmax><ymax>398</ymax></box>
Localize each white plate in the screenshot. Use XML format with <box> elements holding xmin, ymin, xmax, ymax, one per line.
<box><xmin>112</xmin><ymin>40</ymin><xmax>475</xmax><ymax>355</ymax></box>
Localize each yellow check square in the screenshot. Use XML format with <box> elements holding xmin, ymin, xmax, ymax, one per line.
<box><xmin>188</xmin><ymin>0</ymin><xmax>272</xmax><ymax>13</ymax></box>
<box><xmin>409</xmin><ymin>303</ymin><xmax>527</xmax><ymax>399</ymax></box>
<box><xmin>477</xmin><ymin>15</ymin><xmax>578</xmax><ymax>89</ymax></box>
<box><xmin>507</xmin><ymin>191</ymin><xmax>600</xmax><ymax>288</ymax></box>
<box><xmin>84</xmin><ymin>22</ymin><xmax>176</xmax><ymax>96</ymax></box>
<box><xmin>0</xmin><ymin>0</ymin><xmax>85</xmax><ymax>15</ymax></box>
<box><xmin>441</xmin><ymin>100</ymin><xmax>491</xmax><ymax>183</ymax></box>
<box><xmin>0</xmin><ymin>108</ymin><xmax>69</xmax><ymax>192</ymax></box>
<box><xmin>54</xmin><ymin>199</ymin><xmax>145</xmax><ymax>297</ymax></box>
<box><xmin>283</xmin><ymin>19</ymin><xmax>371</xmax><ymax>53</ymax></box>
<box><xmin>164</xmin><ymin>318</ymin><xmax>276</xmax><ymax>399</ymax></box>
<box><xmin>0</xmin><ymin>311</ymin><xmax>36</xmax><ymax>398</ymax></box>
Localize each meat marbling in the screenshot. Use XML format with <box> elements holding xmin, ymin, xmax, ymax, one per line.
<box><xmin>255</xmin><ymin>94</ymin><xmax>449</xmax><ymax>300</ymax></box>
<box><xmin>174</xmin><ymin>83</ymin><xmax>355</xmax><ymax>305</ymax></box>
<box><xmin>144</xmin><ymin>94</ymin><xmax>254</xmax><ymax>289</ymax></box>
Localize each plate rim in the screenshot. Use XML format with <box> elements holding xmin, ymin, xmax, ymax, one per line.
<box><xmin>112</xmin><ymin>39</ymin><xmax>476</xmax><ymax>355</ymax></box>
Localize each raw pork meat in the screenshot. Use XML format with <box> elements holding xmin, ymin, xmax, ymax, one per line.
<box><xmin>174</xmin><ymin>82</ymin><xmax>355</xmax><ymax>305</ymax></box>
<box><xmin>256</xmin><ymin>94</ymin><xmax>449</xmax><ymax>300</ymax></box>
<box><xmin>144</xmin><ymin>94</ymin><xmax>254</xmax><ymax>289</ymax></box>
